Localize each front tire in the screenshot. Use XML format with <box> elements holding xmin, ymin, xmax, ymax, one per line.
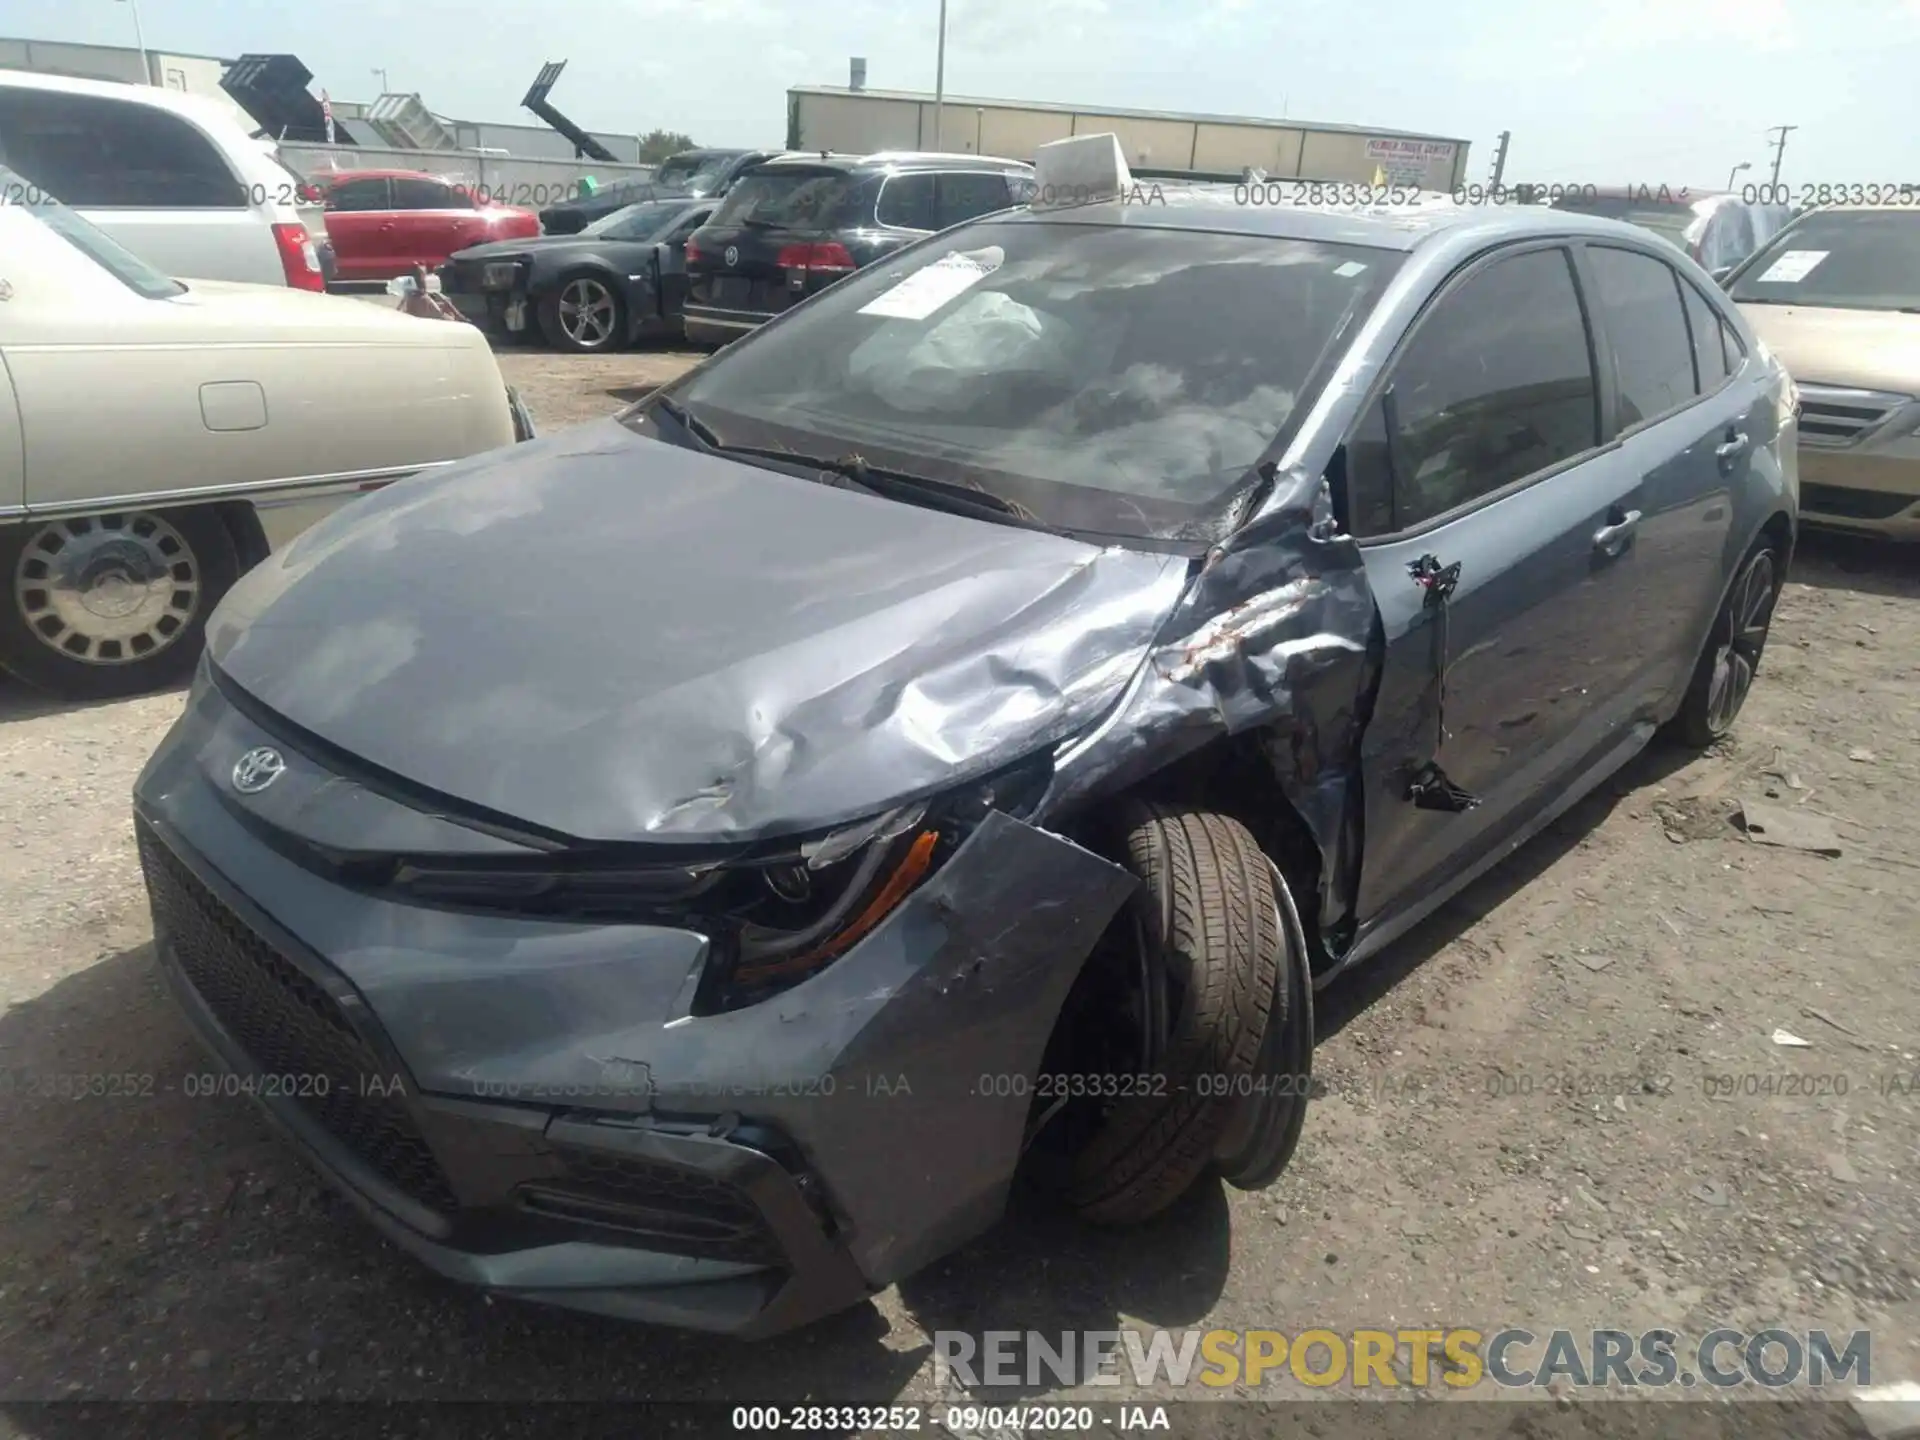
<box><xmin>1061</xmin><ymin>803</ymin><xmax>1283</xmax><ymax>1225</ymax></box>
<box><xmin>1669</xmin><ymin>535</ymin><xmax>1783</xmax><ymax>748</ymax></box>
<box><xmin>0</xmin><ymin>507</ymin><xmax>240</xmax><ymax>700</ymax></box>
<box><xmin>538</xmin><ymin>274</ymin><xmax>626</xmax><ymax>353</ymax></box>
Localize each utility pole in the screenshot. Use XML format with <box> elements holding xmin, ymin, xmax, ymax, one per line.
<box><xmin>932</xmin><ymin>0</ymin><xmax>947</xmax><ymax>153</ymax></box>
<box><xmin>117</xmin><ymin>0</ymin><xmax>152</xmax><ymax>84</ymax></box>
<box><xmin>1767</xmin><ymin>125</ymin><xmax>1797</xmax><ymax>187</ymax></box>
<box><xmin>1488</xmin><ymin>130</ymin><xmax>1511</xmax><ymax>188</ymax></box>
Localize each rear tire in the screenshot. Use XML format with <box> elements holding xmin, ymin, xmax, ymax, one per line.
<box><xmin>1668</xmin><ymin>535</ymin><xmax>1783</xmax><ymax>749</ymax></box>
<box><xmin>1064</xmin><ymin>803</ymin><xmax>1281</xmax><ymax>1225</ymax></box>
<box><xmin>0</xmin><ymin>507</ymin><xmax>240</xmax><ymax>700</ymax></box>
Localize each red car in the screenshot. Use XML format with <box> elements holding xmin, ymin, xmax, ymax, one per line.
<box><xmin>318</xmin><ymin>169</ymin><xmax>539</xmax><ymax>281</ymax></box>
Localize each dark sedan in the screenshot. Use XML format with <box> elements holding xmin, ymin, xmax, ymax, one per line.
<box><xmin>134</xmin><ymin>136</ymin><xmax>1796</xmax><ymax>1338</ymax></box>
<box><xmin>440</xmin><ymin>199</ymin><xmax>712</xmax><ymax>352</ymax></box>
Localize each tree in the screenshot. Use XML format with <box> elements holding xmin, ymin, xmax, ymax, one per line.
<box><xmin>637</xmin><ymin>129</ymin><xmax>697</xmax><ymax>165</ymax></box>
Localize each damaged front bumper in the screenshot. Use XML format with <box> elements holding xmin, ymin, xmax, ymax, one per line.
<box><xmin>132</xmin><ymin>680</ymin><xmax>1132</xmax><ymax>1336</ymax></box>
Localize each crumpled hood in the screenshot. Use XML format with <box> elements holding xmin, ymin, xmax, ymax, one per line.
<box><xmin>207</xmin><ymin>421</ymin><xmax>1189</xmax><ymax>844</ymax></box>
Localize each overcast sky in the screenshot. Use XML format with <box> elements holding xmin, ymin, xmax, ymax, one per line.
<box><xmin>9</xmin><ymin>0</ymin><xmax>1913</xmax><ymax>186</ymax></box>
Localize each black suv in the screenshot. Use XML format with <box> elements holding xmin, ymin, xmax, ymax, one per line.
<box><xmin>682</xmin><ymin>152</ymin><xmax>1034</xmax><ymax>346</ymax></box>
<box><xmin>539</xmin><ymin>148</ymin><xmax>772</xmax><ymax>236</ymax></box>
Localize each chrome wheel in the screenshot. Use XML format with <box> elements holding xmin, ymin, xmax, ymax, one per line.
<box><xmin>11</xmin><ymin>512</ymin><xmax>201</xmax><ymax>666</ymax></box>
<box><xmin>1704</xmin><ymin>548</ymin><xmax>1777</xmax><ymax>735</ymax></box>
<box><xmin>557</xmin><ymin>278</ymin><xmax>617</xmax><ymax>348</ymax></box>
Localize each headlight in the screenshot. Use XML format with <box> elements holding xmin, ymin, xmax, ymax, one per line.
<box><xmin>481</xmin><ymin>261</ymin><xmax>522</xmax><ymax>290</ymax></box>
<box><xmin>705</xmin><ymin>755</ymin><xmax>1053</xmax><ymax>1011</ymax></box>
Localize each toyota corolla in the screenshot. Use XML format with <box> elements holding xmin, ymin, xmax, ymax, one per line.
<box><xmin>134</xmin><ymin>137</ymin><xmax>1797</xmax><ymax>1337</ymax></box>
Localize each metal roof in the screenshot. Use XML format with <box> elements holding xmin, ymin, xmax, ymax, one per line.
<box><xmin>789</xmin><ymin>85</ymin><xmax>1470</xmax><ymax>146</ymax></box>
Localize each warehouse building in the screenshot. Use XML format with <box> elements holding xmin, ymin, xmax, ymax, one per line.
<box><xmin>787</xmin><ymin>80</ymin><xmax>1470</xmax><ymax>189</ymax></box>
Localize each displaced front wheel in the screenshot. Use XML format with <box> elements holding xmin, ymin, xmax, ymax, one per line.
<box><xmin>1037</xmin><ymin>801</ymin><xmax>1310</xmax><ymax>1225</ymax></box>
<box><xmin>539</xmin><ymin>274</ymin><xmax>625</xmax><ymax>353</ymax></box>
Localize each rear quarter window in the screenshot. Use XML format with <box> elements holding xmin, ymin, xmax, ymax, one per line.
<box><xmin>1586</xmin><ymin>245</ymin><xmax>1698</xmax><ymax>428</ymax></box>
<box><xmin>709</xmin><ymin>169</ymin><xmax>857</xmax><ymax>230</ymax></box>
<box><xmin>0</xmin><ymin>87</ymin><xmax>245</xmax><ymax>209</ymax></box>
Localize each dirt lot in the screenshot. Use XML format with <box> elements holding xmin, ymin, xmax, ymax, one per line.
<box><xmin>0</xmin><ymin>346</ymin><xmax>1914</xmax><ymax>1431</ymax></box>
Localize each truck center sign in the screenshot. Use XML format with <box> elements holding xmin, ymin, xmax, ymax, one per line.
<box><xmin>1365</xmin><ymin>137</ymin><xmax>1458</xmax><ymax>185</ymax></box>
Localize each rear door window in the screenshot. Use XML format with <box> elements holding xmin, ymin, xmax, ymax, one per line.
<box><xmin>1586</xmin><ymin>245</ymin><xmax>1698</xmax><ymax>428</ymax></box>
<box><xmin>876</xmin><ymin>173</ymin><xmax>938</xmax><ymax>230</ymax></box>
<box><xmin>1380</xmin><ymin>246</ymin><xmax>1600</xmax><ymax>529</ymax></box>
<box><xmin>1681</xmin><ymin>281</ymin><xmax>1731</xmax><ymax>391</ymax></box>
<box><xmin>934</xmin><ymin>173</ymin><xmax>1014</xmax><ymax>227</ymax></box>
<box><xmin>0</xmin><ymin>87</ymin><xmax>245</xmax><ymax>208</ymax></box>
<box><xmin>326</xmin><ymin>177</ymin><xmax>392</xmax><ymax>212</ymax></box>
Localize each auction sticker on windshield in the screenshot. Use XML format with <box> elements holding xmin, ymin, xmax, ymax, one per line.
<box><xmin>859</xmin><ymin>247</ymin><xmax>1004</xmax><ymax>320</ymax></box>
<box><xmin>1755</xmin><ymin>250</ymin><xmax>1829</xmax><ymax>283</ymax></box>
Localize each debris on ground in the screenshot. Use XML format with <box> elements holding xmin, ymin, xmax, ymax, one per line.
<box><xmin>1771</xmin><ymin>1028</ymin><xmax>1812</xmax><ymax>1048</ymax></box>
<box><xmin>1737</xmin><ymin>799</ymin><xmax>1845</xmax><ymax>856</ymax></box>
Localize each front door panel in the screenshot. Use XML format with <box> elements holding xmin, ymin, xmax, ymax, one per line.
<box><xmin>1354</xmin><ymin>449</ymin><xmax>1644</xmax><ymax>930</ymax></box>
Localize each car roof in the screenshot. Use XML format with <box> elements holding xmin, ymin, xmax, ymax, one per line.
<box><xmin>997</xmin><ymin>182</ymin><xmax>1697</xmax><ymax>253</ymax></box>
<box><xmin>748</xmin><ymin>151</ymin><xmax>1033</xmax><ymax>175</ymax></box>
<box><xmin>663</xmin><ymin>148</ymin><xmax>756</xmax><ymax>162</ymax></box>
<box><xmin>0</xmin><ymin>65</ymin><xmax>253</xmax><ymax>135</ymax></box>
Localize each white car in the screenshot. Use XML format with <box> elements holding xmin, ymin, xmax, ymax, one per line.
<box><xmin>0</xmin><ymin>176</ymin><xmax>527</xmax><ymax>698</ymax></box>
<box><xmin>0</xmin><ymin>68</ymin><xmax>329</xmax><ymax>290</ymax></box>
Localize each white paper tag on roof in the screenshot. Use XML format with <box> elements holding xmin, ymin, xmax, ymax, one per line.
<box><xmin>1756</xmin><ymin>250</ymin><xmax>1828</xmax><ymax>283</ymax></box>
<box><xmin>859</xmin><ymin>247</ymin><xmax>1003</xmax><ymax>320</ymax></box>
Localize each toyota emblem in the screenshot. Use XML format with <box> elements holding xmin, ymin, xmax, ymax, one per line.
<box><xmin>231</xmin><ymin>746</ymin><xmax>286</xmax><ymax>794</ymax></box>
<box><xmin>724</xmin><ymin>245</ymin><xmax>740</xmax><ymax>268</ymax></box>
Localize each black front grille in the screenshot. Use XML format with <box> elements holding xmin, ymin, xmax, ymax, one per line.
<box><xmin>1802</xmin><ymin>482</ymin><xmax>1917</xmax><ymax>522</ymax></box>
<box><xmin>522</xmin><ymin>1147</ymin><xmax>783</xmax><ymax>1266</ymax></box>
<box><xmin>138</xmin><ymin>828</ymin><xmax>460</xmax><ymax>1215</ymax></box>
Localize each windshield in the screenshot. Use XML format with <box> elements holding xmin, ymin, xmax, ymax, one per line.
<box><xmin>651</xmin><ymin>220</ymin><xmax>1402</xmax><ymax>542</ymax></box>
<box><xmin>708</xmin><ymin>169</ymin><xmax>857</xmax><ymax>230</ymax></box>
<box><xmin>1728</xmin><ymin>209</ymin><xmax>1920</xmax><ymax>311</ymax></box>
<box><xmin>654</xmin><ymin>153</ymin><xmax>734</xmax><ymax>194</ymax></box>
<box><xmin>1553</xmin><ymin>196</ymin><xmax>1701</xmax><ymax>248</ymax></box>
<box><xmin>1</xmin><ymin>165</ymin><xmax>184</xmax><ymax>299</ymax></box>
<box><xmin>583</xmin><ymin>199</ymin><xmax>690</xmax><ymax>239</ymax></box>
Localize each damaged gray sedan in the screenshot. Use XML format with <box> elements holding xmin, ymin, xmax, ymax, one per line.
<box><xmin>134</xmin><ymin>144</ymin><xmax>1799</xmax><ymax>1337</ymax></box>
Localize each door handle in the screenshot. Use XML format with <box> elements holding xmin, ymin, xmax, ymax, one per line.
<box><xmin>1593</xmin><ymin>509</ymin><xmax>1641</xmax><ymax>557</ymax></box>
<box><xmin>1714</xmin><ymin>430</ymin><xmax>1750</xmax><ymax>465</ymax></box>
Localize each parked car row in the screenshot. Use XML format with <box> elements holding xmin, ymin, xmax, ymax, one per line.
<box><xmin>0</xmin><ymin>73</ymin><xmax>534</xmax><ymax>698</ymax></box>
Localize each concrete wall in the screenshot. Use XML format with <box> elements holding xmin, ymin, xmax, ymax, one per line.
<box><xmin>280</xmin><ymin>141</ymin><xmax>652</xmax><ymax>206</ymax></box>
<box><xmin>790</xmin><ymin>89</ymin><xmax>1469</xmax><ymax>186</ymax></box>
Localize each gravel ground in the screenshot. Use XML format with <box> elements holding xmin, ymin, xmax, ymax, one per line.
<box><xmin>0</xmin><ymin>348</ymin><xmax>1914</xmax><ymax>1433</ymax></box>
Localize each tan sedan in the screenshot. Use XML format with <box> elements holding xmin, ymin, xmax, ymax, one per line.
<box><xmin>1728</xmin><ymin>203</ymin><xmax>1920</xmax><ymax>541</ymax></box>
<box><xmin>0</xmin><ymin>175</ymin><xmax>527</xmax><ymax>698</ymax></box>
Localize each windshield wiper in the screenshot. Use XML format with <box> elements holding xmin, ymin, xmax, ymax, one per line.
<box><xmin>820</xmin><ymin>453</ymin><xmax>1060</xmax><ymax>530</ymax></box>
<box><xmin>650</xmin><ymin>399</ymin><xmax>879</xmax><ymax>494</ymax></box>
<box><xmin>651</xmin><ymin>399</ymin><xmax>1057</xmax><ymax>530</ymax></box>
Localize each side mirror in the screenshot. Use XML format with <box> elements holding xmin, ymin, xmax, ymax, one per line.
<box><xmin>1710</xmin><ymin>265</ymin><xmax>1735</xmax><ymax>287</ymax></box>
